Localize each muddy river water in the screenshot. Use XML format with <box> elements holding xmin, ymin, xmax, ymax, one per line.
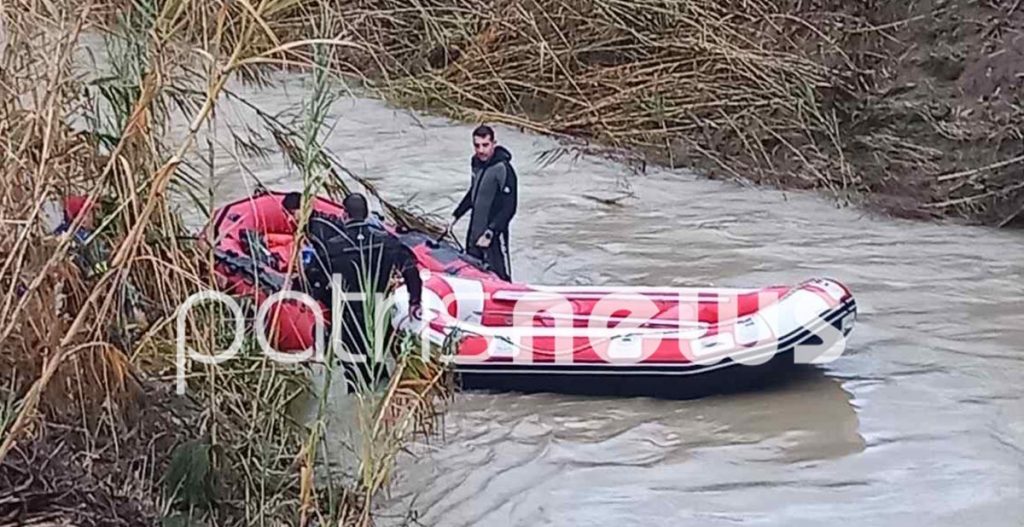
<box><xmin>179</xmin><ymin>75</ymin><xmax>1024</xmax><ymax>526</ymax></box>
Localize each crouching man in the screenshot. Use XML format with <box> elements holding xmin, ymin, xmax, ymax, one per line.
<box><xmin>288</xmin><ymin>192</ymin><xmax>423</xmax><ymax>391</ymax></box>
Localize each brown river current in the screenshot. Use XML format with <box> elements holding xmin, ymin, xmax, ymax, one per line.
<box><xmin>175</xmin><ymin>76</ymin><xmax>1023</xmax><ymax>526</ymax></box>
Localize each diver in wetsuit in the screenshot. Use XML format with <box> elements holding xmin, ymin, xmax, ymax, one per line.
<box><xmin>450</xmin><ymin>125</ymin><xmax>518</xmax><ymax>281</ymax></box>
<box><xmin>285</xmin><ymin>192</ymin><xmax>423</xmax><ymax>390</ymax></box>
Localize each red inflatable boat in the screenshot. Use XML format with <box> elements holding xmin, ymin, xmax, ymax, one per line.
<box><xmin>201</xmin><ymin>190</ymin><xmax>857</xmax><ymax>399</ymax></box>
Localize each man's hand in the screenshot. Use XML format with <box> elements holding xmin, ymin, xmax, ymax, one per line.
<box><xmin>409</xmin><ymin>303</ymin><xmax>423</xmax><ymax>320</ymax></box>
<box><xmin>475</xmin><ymin>229</ymin><xmax>493</xmax><ymax>248</ymax></box>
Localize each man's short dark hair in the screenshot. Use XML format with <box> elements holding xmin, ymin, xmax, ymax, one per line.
<box><xmin>343</xmin><ymin>193</ymin><xmax>368</xmax><ymax>221</ymax></box>
<box><xmin>472</xmin><ymin>124</ymin><xmax>495</xmax><ymax>141</ymax></box>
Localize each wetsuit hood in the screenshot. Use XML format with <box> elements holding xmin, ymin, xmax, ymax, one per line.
<box><xmin>473</xmin><ymin>145</ymin><xmax>512</xmax><ymax>169</ymax></box>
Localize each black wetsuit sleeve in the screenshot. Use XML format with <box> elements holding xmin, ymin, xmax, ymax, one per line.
<box><xmin>468</xmin><ymin>164</ymin><xmax>506</xmax><ymax>242</ymax></box>
<box><xmin>488</xmin><ymin>170</ymin><xmax>516</xmax><ymax>233</ymax></box>
<box><xmin>453</xmin><ymin>187</ymin><xmax>473</xmax><ymax>220</ymax></box>
<box><xmin>391</xmin><ymin>241</ymin><xmax>422</xmax><ymax>305</ymax></box>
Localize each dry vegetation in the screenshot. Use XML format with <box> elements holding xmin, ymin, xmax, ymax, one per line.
<box><xmin>316</xmin><ymin>0</ymin><xmax>1024</xmax><ymax>226</ymax></box>
<box><xmin>1</xmin><ymin>1</ymin><xmax>451</xmax><ymax>525</ymax></box>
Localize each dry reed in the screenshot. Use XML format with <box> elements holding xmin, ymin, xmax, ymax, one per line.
<box><xmin>1</xmin><ymin>0</ymin><xmax>453</xmax><ymax>525</ymax></box>
<box><xmin>312</xmin><ymin>0</ymin><xmax>1024</xmax><ymax>226</ymax></box>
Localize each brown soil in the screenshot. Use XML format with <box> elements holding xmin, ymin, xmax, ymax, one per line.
<box><xmin>838</xmin><ymin>0</ymin><xmax>1024</xmax><ymax>225</ymax></box>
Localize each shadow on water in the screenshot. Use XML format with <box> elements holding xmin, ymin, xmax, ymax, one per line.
<box><xmin>376</xmin><ymin>367</ymin><xmax>864</xmax><ymax>526</ymax></box>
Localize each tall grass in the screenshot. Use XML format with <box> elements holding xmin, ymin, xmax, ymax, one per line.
<box><xmin>1</xmin><ymin>0</ymin><xmax>452</xmax><ymax>525</ymax></box>
<box><xmin>324</xmin><ymin>0</ymin><xmax>864</xmax><ymax>191</ymax></box>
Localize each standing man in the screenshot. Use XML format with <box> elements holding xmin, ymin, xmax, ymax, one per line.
<box><xmin>450</xmin><ymin>124</ymin><xmax>518</xmax><ymax>281</ymax></box>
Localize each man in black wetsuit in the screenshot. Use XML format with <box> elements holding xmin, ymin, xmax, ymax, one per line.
<box><xmin>284</xmin><ymin>192</ymin><xmax>423</xmax><ymax>390</ymax></box>
<box><xmin>450</xmin><ymin>125</ymin><xmax>518</xmax><ymax>281</ymax></box>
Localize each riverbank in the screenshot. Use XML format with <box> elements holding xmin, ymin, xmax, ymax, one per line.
<box><xmin>0</xmin><ymin>3</ymin><xmax>450</xmax><ymax>525</ymax></box>
<box><xmin>323</xmin><ymin>0</ymin><xmax>1023</xmax><ymax>227</ymax></box>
